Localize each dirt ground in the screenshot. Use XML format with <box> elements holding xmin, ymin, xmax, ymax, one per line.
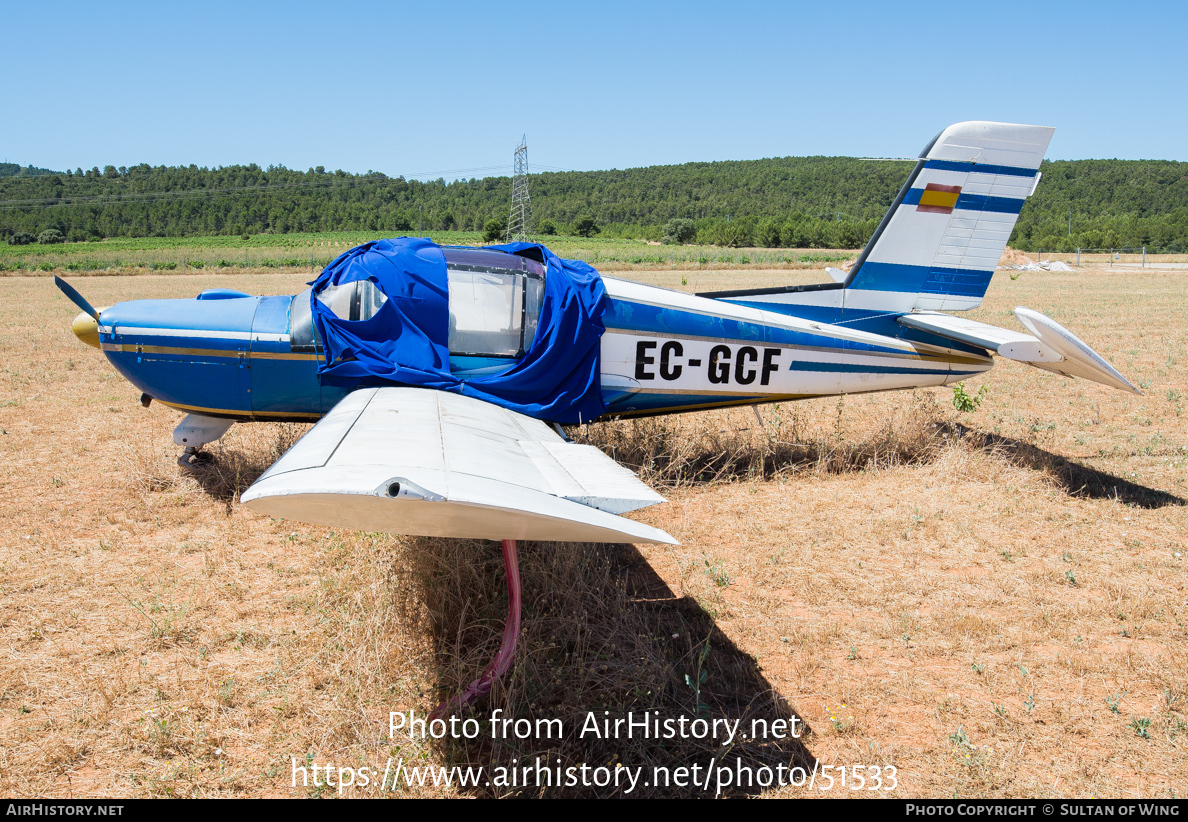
<box><xmin>0</xmin><ymin>262</ymin><xmax>1184</xmax><ymax>798</ymax></box>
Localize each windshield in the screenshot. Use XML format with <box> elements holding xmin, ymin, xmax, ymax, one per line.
<box><xmin>291</xmin><ymin>280</ymin><xmax>389</xmax><ymax>353</ymax></box>
<box><xmin>315</xmin><ymin>279</ymin><xmax>388</xmax><ymax>322</ymax></box>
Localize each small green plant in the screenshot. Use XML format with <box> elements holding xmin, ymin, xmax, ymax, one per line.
<box><xmin>1024</xmin><ymin>693</ymin><xmax>1036</xmax><ymax>714</ymax></box>
<box><xmin>149</xmin><ymin>716</ymin><xmax>173</xmax><ymax>754</ymax></box>
<box><xmin>680</xmin><ymin>275</ymin><xmax>688</xmax><ymax>286</ymax></box>
<box><xmin>847</xmin><ymin>646</ymin><xmax>858</xmax><ymax>660</ymax></box>
<box><xmin>994</xmin><ymin>703</ymin><xmax>1009</xmax><ymax>719</ymax></box>
<box><xmin>684</xmin><ymin>638</ymin><xmax>712</xmax><ymax>718</ymax></box>
<box><xmin>952</xmin><ymin>382</ymin><xmax>987</xmax><ymax>412</ymax></box>
<box><xmin>949</xmin><ymin>725</ymin><xmax>972</xmax><ymax>748</ymax></box>
<box><xmin>971</xmin><ymin>662</ymin><xmax>985</xmax><ymax>675</ymax></box>
<box><xmin>702</xmin><ymin>556</ymin><xmax>734</xmax><ymax>588</ymax></box>
<box><xmin>826</xmin><ymin>704</ymin><xmax>853</xmax><ymax>733</ymax></box>
<box><xmin>1106</xmin><ymin>691</ymin><xmax>1126</xmax><ymax>714</ymax></box>
<box><xmin>1065</xmin><ymin>569</ymin><xmax>1078</xmax><ymax>586</ymax></box>
<box><xmin>1131</xmin><ymin>717</ymin><xmax>1151</xmax><ymax>739</ymax></box>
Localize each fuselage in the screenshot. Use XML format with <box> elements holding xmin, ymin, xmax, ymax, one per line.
<box><xmin>94</xmin><ymin>275</ymin><xmax>992</xmax><ymax>423</ymax></box>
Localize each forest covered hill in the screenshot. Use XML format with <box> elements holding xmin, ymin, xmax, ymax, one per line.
<box><xmin>2</xmin><ymin>155</ymin><xmax>1186</xmax><ymax>252</ymax></box>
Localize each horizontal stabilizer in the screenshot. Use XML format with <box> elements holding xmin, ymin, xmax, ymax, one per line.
<box><xmin>898</xmin><ymin>311</ymin><xmax>1061</xmax><ymax>362</ymax></box>
<box><xmin>898</xmin><ymin>308</ymin><xmax>1140</xmax><ymax>394</ymax></box>
<box><xmin>1013</xmin><ymin>307</ymin><xmax>1141</xmax><ymax>395</ymax></box>
<box><xmin>242</xmin><ymin>387</ymin><xmax>677</xmax><ymax>544</ymax></box>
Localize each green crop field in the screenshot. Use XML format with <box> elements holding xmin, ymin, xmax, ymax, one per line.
<box><xmin>0</xmin><ymin>231</ymin><xmax>856</xmax><ymax>275</ymax></box>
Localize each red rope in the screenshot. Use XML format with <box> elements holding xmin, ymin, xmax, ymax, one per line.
<box><xmin>430</xmin><ymin>539</ymin><xmax>522</xmax><ymax>720</ymax></box>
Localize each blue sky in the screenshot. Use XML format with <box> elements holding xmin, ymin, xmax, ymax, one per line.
<box><xmin>4</xmin><ymin>1</ymin><xmax>1186</xmax><ymax>178</ymax></box>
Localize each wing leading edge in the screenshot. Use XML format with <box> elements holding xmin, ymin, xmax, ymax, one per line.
<box><xmin>241</xmin><ymin>387</ymin><xmax>677</xmax><ymax>544</ymax></box>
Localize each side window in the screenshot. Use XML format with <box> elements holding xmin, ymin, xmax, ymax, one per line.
<box><xmin>523</xmin><ymin>275</ymin><xmax>544</xmax><ymax>351</ymax></box>
<box><xmin>446</xmin><ymin>265</ymin><xmax>544</xmax><ymax>358</ymax></box>
<box><xmin>447</xmin><ymin>269</ymin><xmax>522</xmax><ymax>356</ymax></box>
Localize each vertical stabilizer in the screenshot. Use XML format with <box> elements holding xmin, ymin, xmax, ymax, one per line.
<box><xmin>845</xmin><ymin>121</ymin><xmax>1054</xmax><ymax>312</ymax></box>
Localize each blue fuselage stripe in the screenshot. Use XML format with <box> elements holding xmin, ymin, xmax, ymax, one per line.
<box><xmin>604</xmin><ymin>298</ymin><xmax>920</xmax><ymax>357</ymax></box>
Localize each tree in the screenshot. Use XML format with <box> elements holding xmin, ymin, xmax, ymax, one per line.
<box><xmin>482</xmin><ymin>217</ymin><xmax>506</xmax><ymax>243</ymax></box>
<box><xmin>37</xmin><ymin>228</ymin><xmax>65</xmax><ymax>244</ymax></box>
<box><xmin>661</xmin><ymin>217</ymin><xmax>696</xmax><ymax>244</ymax></box>
<box><xmin>8</xmin><ymin>232</ymin><xmax>34</xmax><ymax>245</ymax></box>
<box><xmin>538</xmin><ymin>218</ymin><xmax>557</xmax><ymax>236</ymax></box>
<box><xmin>755</xmin><ymin>218</ymin><xmax>784</xmax><ymax>248</ymax></box>
<box><xmin>573</xmin><ymin>216</ymin><xmax>600</xmax><ymax>238</ymax></box>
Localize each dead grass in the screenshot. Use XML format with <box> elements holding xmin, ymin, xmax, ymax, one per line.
<box><xmin>576</xmin><ymin>390</ymin><xmax>948</xmax><ymax>486</ymax></box>
<box><xmin>0</xmin><ymin>266</ymin><xmax>1185</xmax><ymax>797</ymax></box>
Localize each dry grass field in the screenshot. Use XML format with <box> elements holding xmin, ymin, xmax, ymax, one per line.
<box><xmin>0</xmin><ymin>259</ymin><xmax>1184</xmax><ymax>798</ymax></box>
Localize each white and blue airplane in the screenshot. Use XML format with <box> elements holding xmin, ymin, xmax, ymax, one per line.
<box><xmin>58</xmin><ymin>121</ymin><xmax>1138</xmax><ymax>549</ymax></box>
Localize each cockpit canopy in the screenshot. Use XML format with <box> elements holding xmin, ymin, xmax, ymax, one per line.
<box><xmin>290</xmin><ymin>247</ymin><xmax>545</xmax><ymax>358</ymax></box>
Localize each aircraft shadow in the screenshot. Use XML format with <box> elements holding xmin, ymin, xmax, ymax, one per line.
<box><xmin>180</xmin><ymin>459</ymin><xmax>239</xmax><ymax>506</ymax></box>
<box><xmin>405</xmin><ymin>537</ymin><xmax>817</xmax><ymax>798</ymax></box>
<box><xmin>945</xmin><ymin>422</ymin><xmax>1185</xmax><ymax>509</ymax></box>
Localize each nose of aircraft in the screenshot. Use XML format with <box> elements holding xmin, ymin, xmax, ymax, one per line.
<box><xmin>55</xmin><ymin>276</ymin><xmax>105</xmax><ymax>349</ymax></box>
<box><xmin>71</xmin><ymin>310</ymin><xmax>101</xmax><ymax>348</ymax></box>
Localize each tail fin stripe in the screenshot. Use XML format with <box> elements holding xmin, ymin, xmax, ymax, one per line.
<box><xmin>902</xmin><ymin>187</ymin><xmax>1025</xmax><ymax>215</ymax></box>
<box><xmin>923</xmin><ymin>159</ymin><xmax>1038</xmax><ymax>178</ymax></box>
<box><xmin>849</xmin><ymin>261</ymin><xmax>992</xmax><ymax>295</ymax></box>
<box><xmin>955</xmin><ymin>193</ymin><xmax>1025</xmax><ymax>214</ymax></box>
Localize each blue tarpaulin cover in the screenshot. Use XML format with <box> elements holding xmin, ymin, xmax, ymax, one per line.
<box><xmin>309</xmin><ymin>237</ymin><xmax>608</xmax><ymax>424</ymax></box>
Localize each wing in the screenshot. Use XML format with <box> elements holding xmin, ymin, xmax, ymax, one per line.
<box><xmin>240</xmin><ymin>387</ymin><xmax>677</xmax><ymax>544</ymax></box>
<box><xmin>898</xmin><ymin>307</ymin><xmax>1140</xmax><ymax>394</ymax></box>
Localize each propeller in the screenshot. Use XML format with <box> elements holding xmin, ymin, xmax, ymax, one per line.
<box><xmin>54</xmin><ymin>275</ymin><xmax>100</xmax><ymax>321</ymax></box>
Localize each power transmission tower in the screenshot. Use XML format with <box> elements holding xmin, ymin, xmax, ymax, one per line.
<box><xmin>505</xmin><ymin>135</ymin><xmax>533</xmax><ymax>242</ymax></box>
